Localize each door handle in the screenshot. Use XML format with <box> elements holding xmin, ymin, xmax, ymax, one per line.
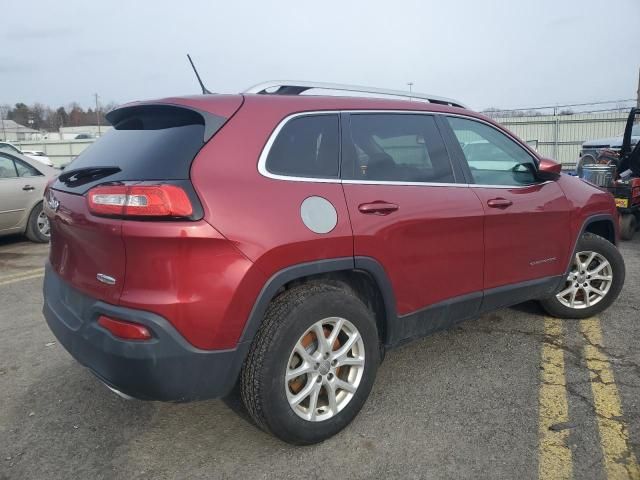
<box><xmin>22</xmin><ymin>185</ymin><xmax>35</xmax><ymax>191</ymax></box>
<box><xmin>358</xmin><ymin>201</ymin><xmax>399</xmax><ymax>215</ymax></box>
<box><xmin>487</xmin><ymin>198</ymin><xmax>513</xmax><ymax>209</ymax></box>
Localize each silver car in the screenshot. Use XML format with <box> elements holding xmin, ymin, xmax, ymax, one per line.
<box><xmin>0</xmin><ymin>151</ymin><xmax>58</xmax><ymax>242</ymax></box>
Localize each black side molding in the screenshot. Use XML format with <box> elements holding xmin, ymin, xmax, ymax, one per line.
<box><xmin>389</xmin><ymin>291</ymin><xmax>481</xmax><ymax>348</ymax></box>
<box><xmin>238</xmin><ymin>256</ymin><xmax>399</xmax><ymax>346</ymax></box>
<box><xmin>480</xmin><ymin>275</ymin><xmax>564</xmax><ymax>312</ymax></box>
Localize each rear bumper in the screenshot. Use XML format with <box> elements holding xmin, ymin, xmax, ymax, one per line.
<box><xmin>42</xmin><ymin>263</ymin><xmax>248</xmax><ymax>401</ymax></box>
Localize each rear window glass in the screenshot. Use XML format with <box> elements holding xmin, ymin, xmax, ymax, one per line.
<box><xmin>54</xmin><ymin>105</ymin><xmax>221</xmax><ymax>193</ymax></box>
<box><xmin>265</xmin><ymin>114</ymin><xmax>340</xmax><ymax>179</ymax></box>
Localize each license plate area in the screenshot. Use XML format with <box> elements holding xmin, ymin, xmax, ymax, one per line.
<box><xmin>615</xmin><ymin>197</ymin><xmax>629</xmax><ymax>208</ymax></box>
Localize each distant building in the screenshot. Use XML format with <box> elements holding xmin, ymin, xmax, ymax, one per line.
<box><xmin>41</xmin><ymin>125</ymin><xmax>113</xmax><ymax>141</ymax></box>
<box><xmin>0</xmin><ymin>119</ymin><xmax>41</xmax><ymax>142</ymax></box>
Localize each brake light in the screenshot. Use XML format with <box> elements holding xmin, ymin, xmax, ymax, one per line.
<box><xmin>87</xmin><ymin>185</ymin><xmax>193</xmax><ymax>218</ymax></box>
<box><xmin>97</xmin><ymin>315</ymin><xmax>152</xmax><ymax>340</ymax></box>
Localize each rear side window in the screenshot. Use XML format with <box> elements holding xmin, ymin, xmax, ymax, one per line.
<box><xmin>343</xmin><ymin>114</ymin><xmax>454</xmax><ymax>183</ymax></box>
<box><xmin>265</xmin><ymin>114</ymin><xmax>339</xmax><ymax>179</ymax></box>
<box><xmin>446</xmin><ymin>116</ymin><xmax>537</xmax><ymax>186</ymax></box>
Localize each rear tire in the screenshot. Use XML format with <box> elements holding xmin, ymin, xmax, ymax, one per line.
<box><xmin>240</xmin><ymin>283</ymin><xmax>380</xmax><ymax>445</ymax></box>
<box><xmin>619</xmin><ymin>214</ymin><xmax>637</xmax><ymax>241</ymax></box>
<box><xmin>25</xmin><ymin>202</ymin><xmax>50</xmax><ymax>243</ymax></box>
<box><xmin>539</xmin><ymin>233</ymin><xmax>624</xmax><ymax>319</ymax></box>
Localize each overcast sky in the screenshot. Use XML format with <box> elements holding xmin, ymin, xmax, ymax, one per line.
<box><xmin>2</xmin><ymin>0</ymin><xmax>639</xmax><ymax>111</ymax></box>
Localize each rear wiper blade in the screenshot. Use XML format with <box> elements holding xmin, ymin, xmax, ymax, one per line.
<box><xmin>58</xmin><ymin>166</ymin><xmax>121</xmax><ymax>186</ymax></box>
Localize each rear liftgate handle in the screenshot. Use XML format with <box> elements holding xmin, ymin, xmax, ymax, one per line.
<box><xmin>358</xmin><ymin>201</ymin><xmax>399</xmax><ymax>215</ymax></box>
<box><xmin>487</xmin><ymin>198</ymin><xmax>513</xmax><ymax>209</ymax></box>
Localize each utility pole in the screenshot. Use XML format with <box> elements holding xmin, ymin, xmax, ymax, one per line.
<box><xmin>407</xmin><ymin>82</ymin><xmax>413</xmax><ymax>101</ymax></box>
<box><xmin>553</xmin><ymin>105</ymin><xmax>559</xmax><ymax>160</ymax></box>
<box><xmin>0</xmin><ymin>106</ymin><xmax>7</xmax><ymax>141</ymax></box>
<box><xmin>637</xmin><ymin>67</ymin><xmax>640</xmax><ymax>109</ymax></box>
<box><xmin>94</xmin><ymin>93</ymin><xmax>101</xmax><ymax>137</ymax></box>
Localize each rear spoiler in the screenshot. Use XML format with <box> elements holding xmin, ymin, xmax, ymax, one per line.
<box><xmin>106</xmin><ymin>104</ymin><xmax>227</xmax><ymax>143</ymax></box>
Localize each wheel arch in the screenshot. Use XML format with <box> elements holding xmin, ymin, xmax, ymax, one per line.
<box><xmin>238</xmin><ymin>257</ymin><xmax>398</xmax><ymax>347</ymax></box>
<box><xmin>565</xmin><ymin>214</ymin><xmax>617</xmax><ymax>274</ymax></box>
<box><xmin>582</xmin><ymin>215</ymin><xmax>617</xmax><ymax>245</ymax></box>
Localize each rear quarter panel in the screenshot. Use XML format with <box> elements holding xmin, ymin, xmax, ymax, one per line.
<box><xmin>187</xmin><ymin>101</ymin><xmax>354</xmax><ymax>348</ymax></box>
<box><xmin>118</xmin><ymin>220</ymin><xmax>267</xmax><ymax>350</ymax></box>
<box><xmin>190</xmin><ymin>98</ymin><xmax>354</xmax><ymax>276</ymax></box>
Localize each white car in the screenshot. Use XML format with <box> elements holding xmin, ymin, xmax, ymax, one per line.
<box><xmin>0</xmin><ymin>142</ymin><xmax>54</xmax><ymax>167</ymax></box>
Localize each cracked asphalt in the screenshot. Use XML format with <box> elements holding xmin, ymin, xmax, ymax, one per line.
<box><xmin>0</xmin><ymin>234</ymin><xmax>638</xmax><ymax>480</ymax></box>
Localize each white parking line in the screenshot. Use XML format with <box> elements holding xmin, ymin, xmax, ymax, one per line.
<box><xmin>0</xmin><ymin>272</ymin><xmax>44</xmax><ymax>286</ymax></box>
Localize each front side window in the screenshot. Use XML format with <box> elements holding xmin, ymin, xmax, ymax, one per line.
<box><xmin>343</xmin><ymin>114</ymin><xmax>454</xmax><ymax>183</ymax></box>
<box><xmin>0</xmin><ymin>156</ymin><xmax>18</xmax><ymax>178</ymax></box>
<box><xmin>265</xmin><ymin>114</ymin><xmax>339</xmax><ymax>179</ymax></box>
<box><xmin>446</xmin><ymin>116</ymin><xmax>537</xmax><ymax>186</ymax></box>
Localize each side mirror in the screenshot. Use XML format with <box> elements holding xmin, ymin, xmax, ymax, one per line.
<box><xmin>538</xmin><ymin>158</ymin><xmax>562</xmax><ymax>180</ymax></box>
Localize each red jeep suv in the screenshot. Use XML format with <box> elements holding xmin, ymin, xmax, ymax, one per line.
<box><xmin>43</xmin><ymin>81</ymin><xmax>625</xmax><ymax>444</ymax></box>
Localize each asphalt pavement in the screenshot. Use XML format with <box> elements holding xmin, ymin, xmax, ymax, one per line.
<box><xmin>0</xmin><ymin>234</ymin><xmax>638</xmax><ymax>480</ymax></box>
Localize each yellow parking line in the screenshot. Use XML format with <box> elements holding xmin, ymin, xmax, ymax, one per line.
<box><xmin>580</xmin><ymin>318</ymin><xmax>640</xmax><ymax>479</ymax></box>
<box><xmin>0</xmin><ymin>272</ymin><xmax>44</xmax><ymax>286</ymax></box>
<box><xmin>539</xmin><ymin>317</ymin><xmax>573</xmax><ymax>480</ymax></box>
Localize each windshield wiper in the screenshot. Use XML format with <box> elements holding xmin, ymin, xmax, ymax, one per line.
<box><xmin>58</xmin><ymin>166</ymin><xmax>121</xmax><ymax>187</ymax></box>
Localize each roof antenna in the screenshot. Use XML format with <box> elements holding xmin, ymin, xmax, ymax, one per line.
<box><xmin>187</xmin><ymin>54</ymin><xmax>213</xmax><ymax>94</ymax></box>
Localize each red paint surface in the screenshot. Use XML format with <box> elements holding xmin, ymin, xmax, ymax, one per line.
<box><xmin>343</xmin><ymin>184</ymin><xmax>484</xmax><ymax>315</ymax></box>
<box><xmin>47</xmin><ymin>190</ymin><xmax>126</xmax><ymax>305</ymax></box>
<box><xmin>471</xmin><ymin>182</ymin><xmax>572</xmax><ymax>289</ymax></box>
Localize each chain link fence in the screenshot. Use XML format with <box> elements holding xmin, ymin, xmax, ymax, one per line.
<box><xmin>485</xmin><ymin>99</ymin><xmax>636</xmax><ymax>168</ymax></box>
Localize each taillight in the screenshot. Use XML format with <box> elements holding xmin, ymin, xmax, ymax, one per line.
<box><xmin>97</xmin><ymin>315</ymin><xmax>152</xmax><ymax>341</ymax></box>
<box><xmin>87</xmin><ymin>184</ymin><xmax>193</xmax><ymax>218</ymax></box>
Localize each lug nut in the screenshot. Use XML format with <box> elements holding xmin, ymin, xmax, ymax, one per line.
<box><xmin>331</xmin><ymin>359</ymin><xmax>337</xmax><ymax>366</ymax></box>
<box><xmin>316</xmin><ymin>376</ymin><xmax>322</xmax><ymax>383</ymax></box>
<box><xmin>583</xmin><ymin>283</ymin><xmax>588</xmax><ymax>287</ymax></box>
<box><xmin>328</xmin><ymin>373</ymin><xmax>334</xmax><ymax>380</ymax></box>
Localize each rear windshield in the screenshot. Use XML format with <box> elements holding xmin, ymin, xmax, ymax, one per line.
<box><xmin>53</xmin><ymin>105</ymin><xmax>225</xmax><ymax>194</ymax></box>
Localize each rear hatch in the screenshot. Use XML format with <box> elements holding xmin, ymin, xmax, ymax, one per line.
<box><xmin>47</xmin><ymin>98</ymin><xmax>242</xmax><ymax>303</ymax></box>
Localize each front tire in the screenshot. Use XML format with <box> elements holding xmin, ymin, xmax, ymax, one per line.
<box><xmin>539</xmin><ymin>233</ymin><xmax>625</xmax><ymax>319</ymax></box>
<box><xmin>240</xmin><ymin>283</ymin><xmax>380</xmax><ymax>445</ymax></box>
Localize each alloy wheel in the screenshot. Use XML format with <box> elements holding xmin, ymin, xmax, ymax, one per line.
<box><xmin>556</xmin><ymin>251</ymin><xmax>613</xmax><ymax>309</ymax></box>
<box><xmin>285</xmin><ymin>317</ymin><xmax>365</xmax><ymax>422</ymax></box>
<box><xmin>37</xmin><ymin>211</ymin><xmax>50</xmax><ymax>237</ymax></box>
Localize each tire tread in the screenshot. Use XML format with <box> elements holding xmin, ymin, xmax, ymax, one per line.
<box><xmin>240</xmin><ymin>282</ymin><xmax>350</xmax><ymax>436</ymax></box>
